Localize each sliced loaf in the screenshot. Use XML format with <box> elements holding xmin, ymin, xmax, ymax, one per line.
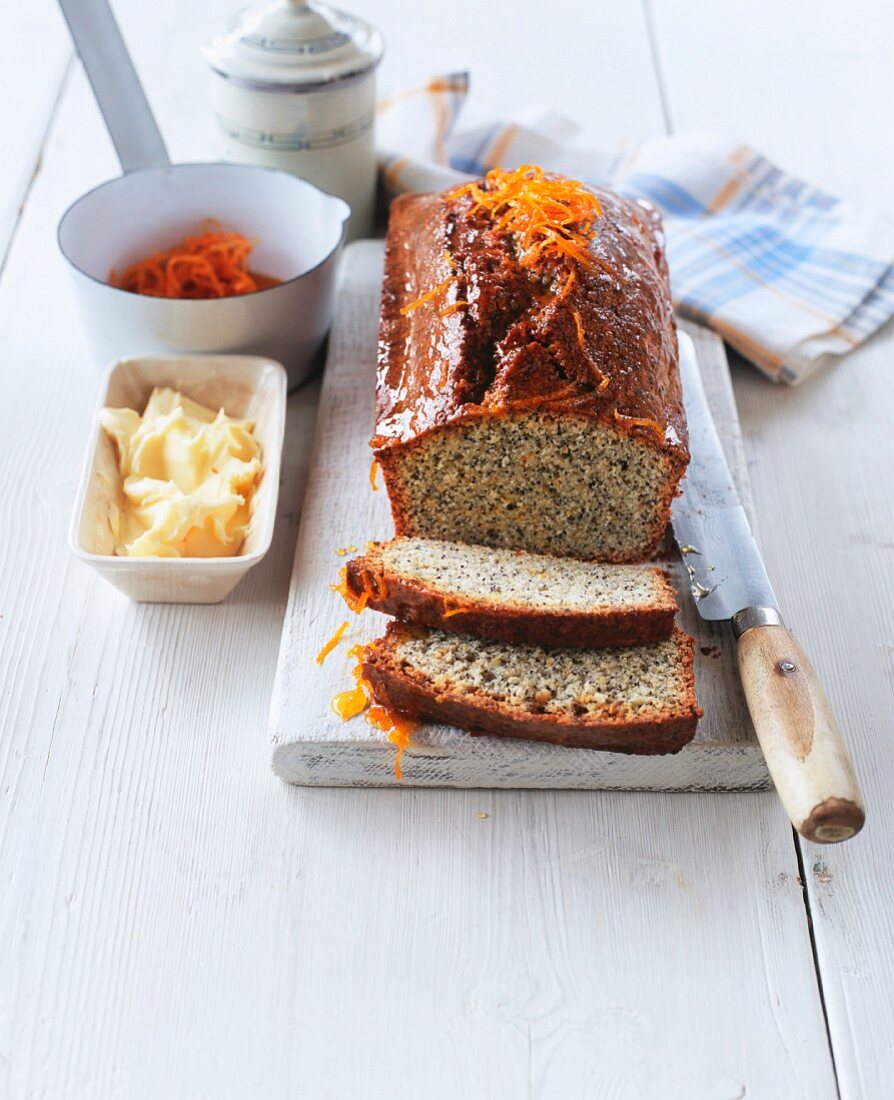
<box><xmin>375</xmin><ymin>177</ymin><xmax>688</xmax><ymax>562</ymax></box>
<box><xmin>345</xmin><ymin>538</ymin><xmax>677</xmax><ymax>647</ymax></box>
<box><xmin>362</xmin><ymin>624</ymin><xmax>702</xmax><ymax>754</ymax></box>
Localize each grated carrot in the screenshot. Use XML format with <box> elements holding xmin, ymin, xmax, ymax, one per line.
<box><xmin>109</xmin><ymin>221</ymin><xmax>280</xmax><ymax>299</ymax></box>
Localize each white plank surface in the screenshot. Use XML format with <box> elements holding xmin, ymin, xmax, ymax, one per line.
<box><xmin>651</xmin><ymin>6</ymin><xmax>894</xmax><ymax>1093</ymax></box>
<box><xmin>270</xmin><ymin>243</ymin><xmax>769</xmax><ymax>790</ymax></box>
<box><xmin>0</xmin><ymin>0</ymin><xmax>71</xmax><ymax>261</ymax></box>
<box><xmin>3</xmin><ymin>0</ymin><xmax>893</xmax><ymax>1093</ymax></box>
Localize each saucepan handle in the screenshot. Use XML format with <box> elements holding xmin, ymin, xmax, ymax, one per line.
<box><xmin>735</xmin><ymin>614</ymin><xmax>865</xmax><ymax>843</ymax></box>
<box><xmin>57</xmin><ymin>0</ymin><xmax>169</xmax><ymax>173</ymax></box>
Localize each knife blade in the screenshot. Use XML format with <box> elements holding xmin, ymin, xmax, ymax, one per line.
<box><xmin>671</xmin><ymin>332</ymin><xmax>864</xmax><ymax>844</ymax></box>
<box><xmin>671</xmin><ymin>336</ymin><xmax>777</xmax><ymax>623</ymax></box>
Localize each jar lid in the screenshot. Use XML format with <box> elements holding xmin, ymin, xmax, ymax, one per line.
<box><xmin>205</xmin><ymin>0</ymin><xmax>384</xmax><ymax>90</ymax></box>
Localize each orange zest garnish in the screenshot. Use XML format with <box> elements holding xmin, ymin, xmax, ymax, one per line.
<box><xmin>330</xmin><ymin>644</ymin><xmax>372</xmax><ymax>719</ymax></box>
<box><xmin>556</xmin><ymin>269</ymin><xmax>576</xmax><ymax>301</ymax></box>
<box><xmin>400</xmin><ymin>251</ymin><xmax>465</xmax><ymax>317</ymax></box>
<box><xmin>316</xmin><ymin>620</ymin><xmax>349</xmax><ymax>665</ymax></box>
<box><xmin>366</xmin><ymin>706</ymin><xmax>419</xmax><ymax>781</ymax></box>
<box><xmin>613</xmin><ymin>408</ymin><xmax>666</xmax><ymax>445</ymax></box>
<box><xmin>331</xmin><ymin>565</ymin><xmax>387</xmax><ymax>615</ymax></box>
<box><xmin>400</xmin><ymin>275</ymin><xmax>458</xmax><ymax>316</ymax></box>
<box><xmin>331</xmin><ymin>565</ymin><xmax>367</xmax><ymax>613</ymax></box>
<box><xmin>438</xmin><ymin>300</ymin><xmax>469</xmax><ymax>317</ymax></box>
<box><xmin>502</xmin><ymin>382</ymin><xmax>584</xmax><ymax>411</ymax></box>
<box><xmin>447</xmin><ymin>165</ymin><xmax>602</xmax><ymax>271</ymax></box>
<box><xmin>571</xmin><ymin>308</ymin><xmax>608</xmax><ymax>390</ymax></box>
<box><xmin>109</xmin><ymin>222</ymin><xmax>280</xmax><ymax>299</ymax></box>
<box><xmin>442</xmin><ymin>599</ymin><xmax>468</xmax><ymax>619</ymax></box>
<box><xmin>330</xmin><ymin>644</ymin><xmax>418</xmax><ymax>780</ymax></box>
<box><xmin>369</xmin><ymin>458</ymin><xmax>380</xmax><ymax>491</ymax></box>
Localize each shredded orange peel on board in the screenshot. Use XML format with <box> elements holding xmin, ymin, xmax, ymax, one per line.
<box><xmin>109</xmin><ymin>222</ymin><xmax>280</xmax><ymax>299</ymax></box>
<box><xmin>316</xmin><ymin>620</ymin><xmax>350</xmax><ymax>665</ymax></box>
<box><xmin>330</xmin><ymin>644</ymin><xmax>372</xmax><ymax>720</ymax></box>
<box><xmin>330</xmin><ymin>644</ymin><xmax>418</xmax><ymax>781</ymax></box>
<box><xmin>331</xmin><ymin>565</ymin><xmax>388</xmax><ymax>615</ymax></box>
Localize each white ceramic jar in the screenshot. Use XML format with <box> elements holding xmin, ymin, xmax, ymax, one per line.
<box><xmin>205</xmin><ymin>0</ymin><xmax>384</xmax><ymax>240</ymax></box>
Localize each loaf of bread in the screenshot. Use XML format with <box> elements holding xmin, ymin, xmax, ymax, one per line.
<box><xmin>374</xmin><ymin>167</ymin><xmax>689</xmax><ymax>562</ymax></box>
<box><xmin>344</xmin><ymin>537</ymin><xmax>677</xmax><ymax>648</ymax></box>
<box><xmin>362</xmin><ymin>623</ymin><xmax>701</xmax><ymax>754</ymax></box>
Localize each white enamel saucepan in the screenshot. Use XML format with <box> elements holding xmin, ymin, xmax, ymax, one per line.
<box><xmin>56</xmin><ymin>0</ymin><xmax>350</xmax><ymax>388</ymax></box>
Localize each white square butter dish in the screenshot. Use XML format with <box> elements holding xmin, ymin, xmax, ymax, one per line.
<box><xmin>69</xmin><ymin>354</ymin><xmax>287</xmax><ymax>604</ymax></box>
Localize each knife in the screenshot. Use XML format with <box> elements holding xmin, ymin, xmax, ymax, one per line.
<box><xmin>672</xmin><ymin>334</ymin><xmax>865</xmax><ymax>844</ymax></box>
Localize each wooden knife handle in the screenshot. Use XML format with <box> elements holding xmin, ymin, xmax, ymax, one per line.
<box><xmin>736</xmin><ymin>620</ymin><xmax>865</xmax><ymax>843</ymax></box>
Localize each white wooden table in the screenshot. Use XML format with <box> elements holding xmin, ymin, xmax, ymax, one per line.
<box><xmin>2</xmin><ymin>2</ymin><xmax>892</xmax><ymax>1096</ymax></box>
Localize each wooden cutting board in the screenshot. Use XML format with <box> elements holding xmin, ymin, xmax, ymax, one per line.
<box><xmin>268</xmin><ymin>240</ymin><xmax>770</xmax><ymax>790</ymax></box>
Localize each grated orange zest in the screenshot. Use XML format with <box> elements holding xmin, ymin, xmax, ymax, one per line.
<box><xmin>399</xmin><ymin>274</ymin><xmax>458</xmax><ymax>315</ymax></box>
<box><xmin>316</xmin><ymin>620</ymin><xmax>350</xmax><ymax>665</ymax></box>
<box><xmin>330</xmin><ymin>644</ymin><xmax>418</xmax><ymax>780</ymax></box>
<box><xmin>502</xmin><ymin>382</ymin><xmax>583</xmax><ymax>411</ymax></box>
<box><xmin>330</xmin><ymin>644</ymin><xmax>372</xmax><ymax>719</ymax></box>
<box><xmin>438</xmin><ymin>300</ymin><xmax>469</xmax><ymax>317</ymax></box>
<box><xmin>366</xmin><ymin>706</ymin><xmax>419</xmax><ymax>781</ymax></box>
<box><xmin>447</xmin><ymin>165</ymin><xmax>602</xmax><ymax>271</ymax></box>
<box><xmin>556</xmin><ymin>269</ymin><xmax>577</xmax><ymax>301</ymax></box>
<box><xmin>613</xmin><ymin>408</ymin><xmax>666</xmax><ymax>445</ymax></box>
<box><xmin>332</xmin><ymin>565</ymin><xmax>388</xmax><ymax>615</ymax></box>
<box><xmin>331</xmin><ymin>566</ymin><xmax>368</xmax><ymax>614</ymax></box>
<box><xmin>571</xmin><ymin>308</ymin><xmax>607</xmax><ymax>389</ymax></box>
<box><xmin>441</xmin><ymin>599</ymin><xmax>469</xmax><ymax>619</ymax></box>
<box><xmin>369</xmin><ymin>458</ymin><xmax>380</xmax><ymax>491</ymax></box>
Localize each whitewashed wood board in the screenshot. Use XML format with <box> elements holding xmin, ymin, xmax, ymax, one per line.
<box><xmin>269</xmin><ymin>241</ymin><xmax>769</xmax><ymax>789</ymax></box>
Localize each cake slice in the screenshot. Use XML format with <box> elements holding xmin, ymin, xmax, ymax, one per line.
<box><xmin>345</xmin><ymin>538</ymin><xmax>677</xmax><ymax>648</ymax></box>
<box><xmin>362</xmin><ymin>624</ymin><xmax>702</xmax><ymax>755</ymax></box>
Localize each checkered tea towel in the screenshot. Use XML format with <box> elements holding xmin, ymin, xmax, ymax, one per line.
<box><xmin>378</xmin><ymin>73</ymin><xmax>894</xmax><ymax>383</ymax></box>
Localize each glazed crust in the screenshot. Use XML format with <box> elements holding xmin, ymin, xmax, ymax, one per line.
<box><xmin>361</xmin><ymin>625</ymin><xmax>702</xmax><ymax>756</ymax></box>
<box><xmin>345</xmin><ymin>554</ymin><xmax>677</xmax><ymax>648</ymax></box>
<box><xmin>374</xmin><ymin>186</ymin><xmax>688</xmax><ymax>456</ymax></box>
<box><xmin>373</xmin><ymin>181</ymin><xmax>689</xmax><ymax>562</ymax></box>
